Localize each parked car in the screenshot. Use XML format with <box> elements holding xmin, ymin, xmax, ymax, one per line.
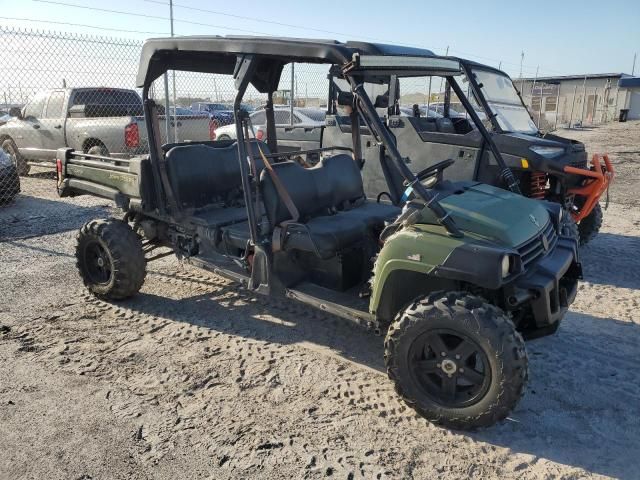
<box><xmin>169</xmin><ymin>106</ymin><xmax>198</xmax><ymax>116</ymax></box>
<box><xmin>190</xmin><ymin>102</ymin><xmax>235</xmax><ymax>128</ymax></box>
<box><xmin>214</xmin><ymin>106</ymin><xmax>326</xmax><ymax>141</ymax></box>
<box><xmin>400</xmin><ymin>106</ymin><xmax>442</xmax><ymax>118</ymax></box>
<box><xmin>0</xmin><ymin>88</ymin><xmax>216</xmax><ymax>174</ymax></box>
<box><xmin>0</xmin><ymin>110</ymin><xmax>11</xmax><ymax>126</ymax></box>
<box><xmin>0</xmin><ymin>147</ymin><xmax>20</xmax><ymax>203</ymax></box>
<box><xmin>426</xmin><ymin>102</ymin><xmax>487</xmax><ymax>120</ymax></box>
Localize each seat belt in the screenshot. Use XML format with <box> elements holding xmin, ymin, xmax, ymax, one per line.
<box><xmin>246</xmin><ymin>119</ymin><xmax>299</xmax><ymax>251</ymax></box>
<box><xmin>148</xmin><ymin>100</ymin><xmax>180</xmax><ymax>215</ymax></box>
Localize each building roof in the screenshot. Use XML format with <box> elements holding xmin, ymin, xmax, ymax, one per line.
<box><xmin>618</xmin><ymin>77</ymin><xmax>640</xmax><ymax>88</ymax></box>
<box><xmin>516</xmin><ymin>73</ymin><xmax>631</xmax><ymax>83</ymax></box>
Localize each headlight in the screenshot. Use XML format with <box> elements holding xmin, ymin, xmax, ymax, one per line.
<box><xmin>501</xmin><ymin>255</ymin><xmax>511</xmax><ymax>278</ymax></box>
<box><xmin>530</xmin><ymin>145</ymin><xmax>565</xmax><ymax>158</ymax></box>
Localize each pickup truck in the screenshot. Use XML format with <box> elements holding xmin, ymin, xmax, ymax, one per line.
<box><xmin>0</xmin><ymin>88</ymin><xmax>216</xmax><ymax>174</ymax></box>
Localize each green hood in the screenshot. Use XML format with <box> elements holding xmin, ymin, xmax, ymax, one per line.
<box><xmin>420</xmin><ymin>183</ymin><xmax>549</xmax><ymax>247</ymax></box>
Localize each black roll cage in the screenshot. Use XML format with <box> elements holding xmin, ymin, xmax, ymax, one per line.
<box><xmin>139</xmin><ymin>46</ymin><xmax>527</xmax><ymax>241</ymax></box>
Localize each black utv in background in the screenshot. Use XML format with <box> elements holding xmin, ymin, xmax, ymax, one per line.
<box><xmin>302</xmin><ymin>61</ymin><xmax>614</xmax><ymax>245</ymax></box>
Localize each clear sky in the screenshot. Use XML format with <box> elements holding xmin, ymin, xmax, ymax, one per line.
<box><xmin>1</xmin><ymin>0</ymin><xmax>639</xmax><ymax>79</ymax></box>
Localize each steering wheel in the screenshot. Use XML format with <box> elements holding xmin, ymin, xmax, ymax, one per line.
<box><xmin>415</xmin><ymin>158</ymin><xmax>456</xmax><ymax>182</ymax></box>
<box><xmin>400</xmin><ymin>159</ymin><xmax>456</xmax><ymax>202</ymax></box>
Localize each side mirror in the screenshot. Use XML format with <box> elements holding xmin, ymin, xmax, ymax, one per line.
<box><xmin>9</xmin><ymin>107</ymin><xmax>22</xmax><ymax>119</ymax></box>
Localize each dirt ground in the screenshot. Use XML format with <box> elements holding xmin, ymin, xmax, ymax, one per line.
<box><xmin>1</xmin><ymin>121</ymin><xmax>639</xmax><ymax>480</ymax></box>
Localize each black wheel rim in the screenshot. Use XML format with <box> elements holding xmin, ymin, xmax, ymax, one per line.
<box><xmin>408</xmin><ymin>329</ymin><xmax>491</xmax><ymax>408</ymax></box>
<box><xmin>83</xmin><ymin>240</ymin><xmax>112</xmax><ymax>285</ymax></box>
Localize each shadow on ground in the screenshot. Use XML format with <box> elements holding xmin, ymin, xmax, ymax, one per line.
<box><xmin>0</xmin><ymin>196</ymin><xmax>109</xmax><ymax>241</ymax></box>
<box><xmin>119</xmin><ymin>269</ymin><xmax>640</xmax><ymax>479</ymax></box>
<box><xmin>580</xmin><ymin>232</ymin><xmax>640</xmax><ymax>289</ymax></box>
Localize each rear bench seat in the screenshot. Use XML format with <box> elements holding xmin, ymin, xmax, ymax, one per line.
<box><xmin>164</xmin><ymin>140</ymin><xmax>267</xmax><ymax>227</ymax></box>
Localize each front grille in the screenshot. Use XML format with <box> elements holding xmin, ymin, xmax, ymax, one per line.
<box><xmin>517</xmin><ymin>219</ymin><xmax>557</xmax><ymax>268</ymax></box>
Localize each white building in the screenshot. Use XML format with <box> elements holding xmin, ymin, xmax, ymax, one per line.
<box><xmin>516</xmin><ymin>73</ymin><xmax>640</xmax><ymax>128</ymax></box>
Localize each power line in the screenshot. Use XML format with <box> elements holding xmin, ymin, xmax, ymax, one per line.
<box><xmin>143</xmin><ymin>0</ymin><xmax>564</xmax><ymax>75</ymax></box>
<box><xmin>142</xmin><ymin>0</ymin><xmax>417</xmax><ymax>47</ymax></box>
<box><xmin>0</xmin><ymin>16</ymin><xmax>168</xmax><ymax>35</ymax></box>
<box><xmin>31</xmin><ymin>0</ymin><xmax>565</xmax><ymax>77</ymax></box>
<box><xmin>32</xmin><ymin>0</ymin><xmax>272</xmax><ymax>36</ymax></box>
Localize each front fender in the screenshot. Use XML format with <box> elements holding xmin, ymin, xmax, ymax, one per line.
<box><xmin>369</xmin><ymin>225</ymin><xmax>511</xmax><ymax>316</ymax></box>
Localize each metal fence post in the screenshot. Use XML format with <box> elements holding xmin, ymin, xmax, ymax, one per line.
<box><xmin>554</xmin><ymin>83</ymin><xmax>560</xmax><ymax>130</ymax></box>
<box><xmin>290</xmin><ymin>63</ymin><xmax>295</xmax><ymax>126</ymax></box>
<box><xmin>569</xmin><ymin>85</ymin><xmax>577</xmax><ymax>128</ymax></box>
<box><xmin>163</xmin><ymin>74</ymin><xmax>171</xmax><ymax>142</ymax></box>
<box><xmin>580</xmin><ymin>75</ymin><xmax>587</xmax><ymax>127</ymax></box>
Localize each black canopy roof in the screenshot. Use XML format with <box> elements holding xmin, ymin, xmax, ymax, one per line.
<box><xmin>136</xmin><ymin>35</ymin><xmax>436</xmax><ymax>89</ymax></box>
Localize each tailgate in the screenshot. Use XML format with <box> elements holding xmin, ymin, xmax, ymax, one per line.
<box><xmin>56</xmin><ymin>147</ymin><xmax>145</xmax><ymax>208</ymax></box>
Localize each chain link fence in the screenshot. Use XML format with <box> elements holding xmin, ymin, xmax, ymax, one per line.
<box><xmin>0</xmin><ymin>25</ymin><xmax>333</xmax><ymax>207</ymax></box>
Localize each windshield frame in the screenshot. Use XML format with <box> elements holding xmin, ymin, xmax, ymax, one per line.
<box><xmin>462</xmin><ymin>63</ymin><xmax>539</xmax><ymax>135</ymax></box>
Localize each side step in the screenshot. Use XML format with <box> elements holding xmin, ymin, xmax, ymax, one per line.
<box><xmin>186</xmin><ymin>256</ymin><xmax>375</xmax><ymax>330</ymax></box>
<box><xmin>285</xmin><ymin>286</ymin><xmax>375</xmax><ymax>330</ymax></box>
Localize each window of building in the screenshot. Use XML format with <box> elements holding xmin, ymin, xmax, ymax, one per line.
<box><xmin>530</xmin><ymin>97</ymin><xmax>541</xmax><ymax>111</ymax></box>
<box><xmin>545</xmin><ymin>96</ymin><xmax>557</xmax><ymax>112</ymax></box>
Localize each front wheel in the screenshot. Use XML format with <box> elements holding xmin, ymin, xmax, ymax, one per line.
<box><xmin>76</xmin><ymin>218</ymin><xmax>146</xmax><ymax>300</ymax></box>
<box><xmin>2</xmin><ymin>138</ymin><xmax>29</xmax><ymax>176</ymax></box>
<box><xmin>385</xmin><ymin>291</ymin><xmax>528</xmax><ymax>430</ymax></box>
<box><xmin>578</xmin><ymin>202</ymin><xmax>603</xmax><ymax>245</ymax></box>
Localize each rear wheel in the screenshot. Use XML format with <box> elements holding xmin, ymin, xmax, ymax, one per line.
<box><xmin>217</xmin><ymin>134</ymin><xmax>231</xmax><ymax>141</ymax></box>
<box><xmin>578</xmin><ymin>202</ymin><xmax>603</xmax><ymax>245</ymax></box>
<box><xmin>2</xmin><ymin>138</ymin><xmax>29</xmax><ymax>176</ymax></box>
<box><xmin>385</xmin><ymin>291</ymin><xmax>528</xmax><ymax>430</ymax></box>
<box><xmin>76</xmin><ymin>218</ymin><xmax>146</xmax><ymax>300</ymax></box>
<box><xmin>86</xmin><ymin>143</ymin><xmax>109</xmax><ymax>157</ymax></box>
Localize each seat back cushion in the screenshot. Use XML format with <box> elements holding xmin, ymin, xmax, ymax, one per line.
<box><xmin>436</xmin><ymin>117</ymin><xmax>456</xmax><ymax>134</ymax></box>
<box><xmin>261</xmin><ymin>154</ymin><xmax>364</xmax><ymax>226</ymax></box>
<box><xmin>406</xmin><ymin>116</ymin><xmax>437</xmax><ymax>133</ymax></box>
<box><xmin>165</xmin><ymin>140</ymin><xmax>269</xmax><ymax>209</ymax></box>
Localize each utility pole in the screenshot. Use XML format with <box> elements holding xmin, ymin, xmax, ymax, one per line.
<box><xmin>169</xmin><ymin>0</ymin><xmax>177</xmax><ymax>143</ymax></box>
<box><xmin>633</xmin><ymin>52</ymin><xmax>637</xmax><ymax>76</ymax></box>
<box><xmin>162</xmin><ymin>2</ymin><xmax>176</xmax><ymax>144</ymax></box>
<box><xmin>519</xmin><ymin>51</ymin><xmax>525</xmax><ymax>93</ymax></box>
<box><xmin>438</xmin><ymin>46</ymin><xmax>449</xmax><ymax>100</ymax></box>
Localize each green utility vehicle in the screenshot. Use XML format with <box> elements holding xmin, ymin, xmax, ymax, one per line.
<box><xmin>57</xmin><ymin>37</ymin><xmax>582</xmax><ymax>430</ymax></box>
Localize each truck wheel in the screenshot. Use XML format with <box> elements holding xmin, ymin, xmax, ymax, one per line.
<box><xmin>87</xmin><ymin>144</ymin><xmax>109</xmax><ymax>156</ymax></box>
<box><xmin>385</xmin><ymin>291</ymin><xmax>528</xmax><ymax>430</ymax></box>
<box><xmin>2</xmin><ymin>138</ymin><xmax>29</xmax><ymax>176</ymax></box>
<box><xmin>578</xmin><ymin>202</ymin><xmax>603</xmax><ymax>245</ymax></box>
<box><xmin>76</xmin><ymin>218</ymin><xmax>146</xmax><ymax>300</ymax></box>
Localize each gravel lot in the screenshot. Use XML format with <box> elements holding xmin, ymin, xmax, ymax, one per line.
<box><xmin>1</xmin><ymin>122</ymin><xmax>639</xmax><ymax>479</ymax></box>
